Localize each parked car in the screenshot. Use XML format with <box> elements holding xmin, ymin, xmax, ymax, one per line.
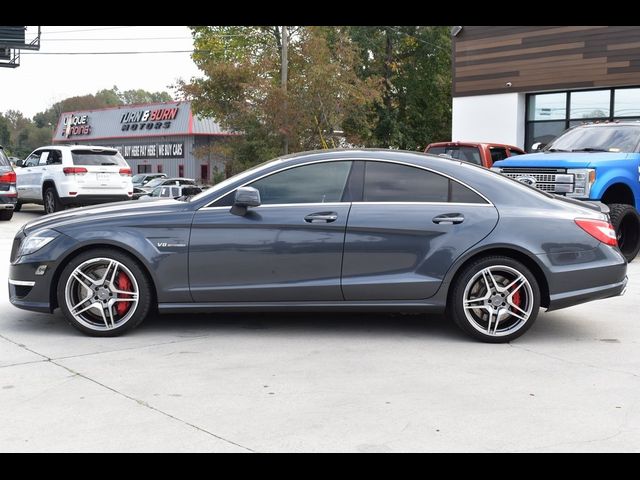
<box><xmin>0</xmin><ymin>145</ymin><xmax>17</xmax><ymax>221</ymax></box>
<box><xmin>492</xmin><ymin>122</ymin><xmax>640</xmax><ymax>262</ymax></box>
<box><xmin>14</xmin><ymin>145</ymin><xmax>133</xmax><ymax>214</ymax></box>
<box><xmin>8</xmin><ymin>149</ymin><xmax>627</xmax><ymax>342</ymax></box>
<box><xmin>132</xmin><ymin>172</ymin><xmax>167</xmax><ymax>188</ymax></box>
<box><xmin>133</xmin><ymin>177</ymin><xmax>197</xmax><ymax>200</ymax></box>
<box><xmin>139</xmin><ymin>184</ymin><xmax>203</xmax><ymax>200</ymax></box>
<box><xmin>425</xmin><ymin>141</ymin><xmax>525</xmax><ymax>168</ymax></box>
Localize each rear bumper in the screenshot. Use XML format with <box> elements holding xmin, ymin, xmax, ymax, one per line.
<box><xmin>59</xmin><ymin>194</ymin><xmax>132</xmax><ymax>206</ymax></box>
<box><xmin>0</xmin><ymin>193</ymin><xmax>17</xmax><ymax>209</ymax></box>
<box><xmin>547</xmin><ymin>275</ymin><xmax>627</xmax><ymax>311</ymax></box>
<box><xmin>540</xmin><ymin>243</ymin><xmax>628</xmax><ymax>311</ymax></box>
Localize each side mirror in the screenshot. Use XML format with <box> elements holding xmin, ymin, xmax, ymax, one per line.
<box><xmin>231</xmin><ymin>186</ymin><xmax>261</xmax><ymax>216</ymax></box>
<box><xmin>15</xmin><ymin>159</ymin><xmax>24</xmax><ymax>167</ymax></box>
<box><xmin>531</xmin><ymin>142</ymin><xmax>546</xmax><ymax>152</ymax></box>
<box><xmin>234</xmin><ymin>187</ymin><xmax>261</xmax><ymax>207</ymax></box>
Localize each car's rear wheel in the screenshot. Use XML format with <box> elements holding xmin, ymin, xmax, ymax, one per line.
<box><xmin>13</xmin><ymin>202</ymin><xmax>21</xmax><ymax>212</ymax></box>
<box><xmin>57</xmin><ymin>249</ymin><xmax>153</xmax><ymax>336</ymax></box>
<box><xmin>608</xmin><ymin>203</ymin><xmax>640</xmax><ymax>262</ymax></box>
<box><xmin>0</xmin><ymin>209</ymin><xmax>13</xmax><ymax>221</ymax></box>
<box><xmin>43</xmin><ymin>186</ymin><xmax>63</xmax><ymax>214</ymax></box>
<box><xmin>448</xmin><ymin>256</ymin><xmax>540</xmax><ymax>343</ymax></box>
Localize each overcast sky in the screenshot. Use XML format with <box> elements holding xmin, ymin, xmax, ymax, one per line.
<box><xmin>0</xmin><ymin>26</ymin><xmax>202</xmax><ymax>118</ymax></box>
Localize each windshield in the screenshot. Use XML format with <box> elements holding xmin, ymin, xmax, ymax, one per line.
<box><xmin>71</xmin><ymin>150</ymin><xmax>128</xmax><ymax>166</ymax></box>
<box><xmin>132</xmin><ymin>174</ymin><xmax>146</xmax><ymax>183</ymax></box>
<box><xmin>545</xmin><ymin>125</ymin><xmax>640</xmax><ymax>153</ymax></box>
<box><xmin>145</xmin><ymin>178</ymin><xmax>167</xmax><ymax>188</ymax></box>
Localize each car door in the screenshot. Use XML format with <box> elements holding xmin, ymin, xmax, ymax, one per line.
<box><xmin>189</xmin><ymin>160</ymin><xmax>356</xmax><ymax>302</ymax></box>
<box><xmin>341</xmin><ymin>160</ymin><xmax>499</xmax><ymax>301</ymax></box>
<box><xmin>16</xmin><ymin>151</ymin><xmax>42</xmax><ymax>201</ymax></box>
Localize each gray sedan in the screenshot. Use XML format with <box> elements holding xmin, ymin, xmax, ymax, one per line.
<box><xmin>8</xmin><ymin>149</ymin><xmax>627</xmax><ymax>342</ymax></box>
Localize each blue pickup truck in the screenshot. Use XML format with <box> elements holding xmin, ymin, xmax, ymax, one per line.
<box><xmin>492</xmin><ymin>122</ymin><xmax>640</xmax><ymax>262</ymax></box>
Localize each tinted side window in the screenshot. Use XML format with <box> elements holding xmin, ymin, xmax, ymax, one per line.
<box><xmin>489</xmin><ymin>147</ymin><xmax>508</xmax><ymax>162</ymax></box>
<box><xmin>450</xmin><ymin>181</ymin><xmax>486</xmax><ymax>203</ymax></box>
<box><xmin>363</xmin><ymin>162</ymin><xmax>449</xmax><ymax>202</ymax></box>
<box><xmin>249</xmin><ymin>161</ymin><xmax>352</xmax><ymax>205</ymax></box>
<box><xmin>46</xmin><ymin>150</ymin><xmax>62</xmax><ymax>165</ymax></box>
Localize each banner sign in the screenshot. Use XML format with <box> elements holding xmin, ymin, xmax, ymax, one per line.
<box><xmin>108</xmin><ymin>142</ymin><xmax>184</xmax><ymax>159</ymax></box>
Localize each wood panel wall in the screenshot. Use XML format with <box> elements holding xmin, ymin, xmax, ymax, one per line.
<box><xmin>454</xmin><ymin>26</ymin><xmax>640</xmax><ymax>96</ymax></box>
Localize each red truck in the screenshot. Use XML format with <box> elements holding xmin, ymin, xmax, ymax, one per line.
<box><xmin>425</xmin><ymin>141</ymin><xmax>525</xmax><ymax>168</ymax></box>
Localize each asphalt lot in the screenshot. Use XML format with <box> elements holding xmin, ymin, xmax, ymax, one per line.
<box><xmin>1</xmin><ymin>205</ymin><xmax>639</xmax><ymax>452</ymax></box>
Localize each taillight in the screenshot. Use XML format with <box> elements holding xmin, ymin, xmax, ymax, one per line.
<box><xmin>575</xmin><ymin>218</ymin><xmax>618</xmax><ymax>246</ymax></box>
<box><xmin>119</xmin><ymin>168</ymin><xmax>132</xmax><ymax>176</ymax></box>
<box><xmin>0</xmin><ymin>170</ymin><xmax>16</xmax><ymax>184</ymax></box>
<box><xmin>63</xmin><ymin>167</ymin><xmax>88</xmax><ymax>175</ymax></box>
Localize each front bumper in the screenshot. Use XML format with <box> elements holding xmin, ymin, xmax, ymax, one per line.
<box><xmin>9</xmin><ymin>261</ymin><xmax>56</xmax><ymax>313</ymax></box>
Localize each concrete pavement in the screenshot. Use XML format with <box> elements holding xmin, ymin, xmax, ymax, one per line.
<box><xmin>1</xmin><ymin>206</ymin><xmax>639</xmax><ymax>452</ymax></box>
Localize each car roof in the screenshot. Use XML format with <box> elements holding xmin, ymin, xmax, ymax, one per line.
<box><xmin>427</xmin><ymin>141</ymin><xmax>523</xmax><ymax>150</ymax></box>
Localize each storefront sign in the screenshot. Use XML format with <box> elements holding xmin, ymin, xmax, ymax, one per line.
<box><xmin>120</xmin><ymin>107</ymin><xmax>179</xmax><ymax>133</ymax></box>
<box><xmin>62</xmin><ymin>114</ymin><xmax>91</xmax><ymax>137</ymax></box>
<box><xmin>107</xmin><ymin>142</ymin><xmax>184</xmax><ymax>159</ymax></box>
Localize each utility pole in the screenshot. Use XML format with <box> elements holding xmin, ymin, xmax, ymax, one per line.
<box><xmin>281</xmin><ymin>25</ymin><xmax>289</xmax><ymax>155</ymax></box>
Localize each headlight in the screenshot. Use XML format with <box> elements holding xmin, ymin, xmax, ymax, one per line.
<box><xmin>567</xmin><ymin>168</ymin><xmax>596</xmax><ymax>198</ymax></box>
<box><xmin>18</xmin><ymin>229</ymin><xmax>60</xmax><ymax>256</ymax></box>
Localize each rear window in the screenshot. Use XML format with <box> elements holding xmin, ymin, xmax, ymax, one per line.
<box><xmin>71</xmin><ymin>150</ymin><xmax>128</xmax><ymax>166</ymax></box>
<box><xmin>0</xmin><ymin>148</ymin><xmax>9</xmax><ymax>167</ymax></box>
<box><xmin>426</xmin><ymin>146</ymin><xmax>482</xmax><ymax>165</ymax></box>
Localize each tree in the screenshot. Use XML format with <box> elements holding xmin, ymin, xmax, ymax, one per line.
<box><xmin>181</xmin><ymin>26</ymin><xmax>381</xmax><ymax>173</ymax></box>
<box><xmin>347</xmin><ymin>26</ymin><xmax>452</xmax><ymax>150</ymax></box>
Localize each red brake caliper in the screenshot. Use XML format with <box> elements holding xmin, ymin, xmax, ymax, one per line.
<box><xmin>115</xmin><ymin>271</ymin><xmax>132</xmax><ymax>316</ymax></box>
<box><xmin>512</xmin><ymin>290</ymin><xmax>521</xmax><ymax>309</ymax></box>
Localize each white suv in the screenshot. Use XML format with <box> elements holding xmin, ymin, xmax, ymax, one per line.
<box><xmin>15</xmin><ymin>145</ymin><xmax>133</xmax><ymax>214</ymax></box>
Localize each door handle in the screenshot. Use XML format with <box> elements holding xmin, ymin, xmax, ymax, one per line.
<box><xmin>432</xmin><ymin>213</ymin><xmax>465</xmax><ymax>225</ymax></box>
<box><xmin>304</xmin><ymin>212</ymin><xmax>338</xmax><ymax>223</ymax></box>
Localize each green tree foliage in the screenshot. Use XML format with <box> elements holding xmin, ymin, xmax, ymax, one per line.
<box><xmin>181</xmin><ymin>26</ymin><xmax>382</xmax><ymax>173</ymax></box>
<box><xmin>4</xmin><ymin>86</ymin><xmax>174</xmax><ymax>158</ymax></box>
<box><xmin>347</xmin><ymin>26</ymin><xmax>452</xmax><ymax>150</ymax></box>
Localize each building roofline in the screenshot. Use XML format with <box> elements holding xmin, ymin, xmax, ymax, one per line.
<box><xmin>57</xmin><ymin>100</ymin><xmax>190</xmax><ymax>117</ymax></box>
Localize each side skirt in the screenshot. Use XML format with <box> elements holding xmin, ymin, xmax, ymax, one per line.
<box><xmin>158</xmin><ymin>300</ymin><xmax>446</xmax><ymax>314</ymax></box>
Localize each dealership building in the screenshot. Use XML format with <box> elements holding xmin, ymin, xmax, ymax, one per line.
<box><xmin>52</xmin><ymin>101</ymin><xmax>236</xmax><ymax>182</ymax></box>
<box><xmin>451</xmin><ymin>26</ymin><xmax>640</xmax><ymax>151</ymax></box>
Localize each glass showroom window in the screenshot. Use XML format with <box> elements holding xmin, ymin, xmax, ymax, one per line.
<box><xmin>525</xmin><ymin>87</ymin><xmax>640</xmax><ymax>152</ymax></box>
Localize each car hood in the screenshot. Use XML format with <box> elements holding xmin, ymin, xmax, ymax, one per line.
<box><xmin>493</xmin><ymin>152</ymin><xmax>632</xmax><ymax>168</ymax></box>
<box><xmin>22</xmin><ymin>199</ymin><xmax>188</xmax><ymax>234</ymax></box>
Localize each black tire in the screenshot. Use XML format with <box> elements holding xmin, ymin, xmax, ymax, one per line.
<box><xmin>13</xmin><ymin>202</ymin><xmax>21</xmax><ymax>212</ymax></box>
<box><xmin>43</xmin><ymin>186</ymin><xmax>63</xmax><ymax>214</ymax></box>
<box><xmin>447</xmin><ymin>255</ymin><xmax>541</xmax><ymax>343</ymax></box>
<box><xmin>608</xmin><ymin>203</ymin><xmax>640</xmax><ymax>262</ymax></box>
<box><xmin>57</xmin><ymin>248</ymin><xmax>153</xmax><ymax>337</ymax></box>
<box><xmin>0</xmin><ymin>209</ymin><xmax>13</xmax><ymax>221</ymax></box>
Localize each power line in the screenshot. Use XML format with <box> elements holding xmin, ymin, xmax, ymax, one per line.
<box><xmin>20</xmin><ymin>50</ymin><xmax>198</xmax><ymax>55</ymax></box>
<box><xmin>41</xmin><ymin>26</ymin><xmax>140</xmax><ymax>35</ymax></box>
<box><xmin>42</xmin><ymin>37</ymin><xmax>193</xmax><ymax>42</ymax></box>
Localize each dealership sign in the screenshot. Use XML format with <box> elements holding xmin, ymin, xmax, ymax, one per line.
<box><xmin>120</xmin><ymin>107</ymin><xmax>179</xmax><ymax>132</ymax></box>
<box><xmin>109</xmin><ymin>142</ymin><xmax>184</xmax><ymax>159</ymax></box>
<box><xmin>62</xmin><ymin>114</ymin><xmax>91</xmax><ymax>137</ymax></box>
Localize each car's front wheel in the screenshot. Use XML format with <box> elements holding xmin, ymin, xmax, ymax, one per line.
<box><xmin>57</xmin><ymin>249</ymin><xmax>153</xmax><ymax>336</ymax></box>
<box><xmin>608</xmin><ymin>203</ymin><xmax>640</xmax><ymax>262</ymax></box>
<box><xmin>448</xmin><ymin>256</ymin><xmax>541</xmax><ymax>343</ymax></box>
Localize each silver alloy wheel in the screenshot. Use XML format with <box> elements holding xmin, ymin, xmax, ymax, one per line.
<box><xmin>64</xmin><ymin>257</ymin><xmax>139</xmax><ymax>331</ymax></box>
<box><xmin>44</xmin><ymin>190</ymin><xmax>55</xmax><ymax>214</ymax></box>
<box><xmin>462</xmin><ymin>265</ymin><xmax>534</xmax><ymax>337</ymax></box>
